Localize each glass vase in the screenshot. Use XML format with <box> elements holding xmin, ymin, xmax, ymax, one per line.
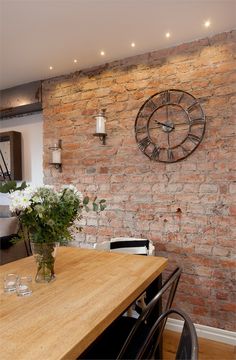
<box><xmin>31</xmin><ymin>242</ymin><xmax>59</xmax><ymax>283</ymax></box>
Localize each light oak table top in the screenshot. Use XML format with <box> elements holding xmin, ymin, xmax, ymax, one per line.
<box><xmin>0</xmin><ymin>246</ymin><xmax>168</xmax><ymax>360</ymax></box>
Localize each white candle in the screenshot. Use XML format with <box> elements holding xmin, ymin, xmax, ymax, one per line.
<box><xmin>52</xmin><ymin>149</ymin><xmax>61</xmax><ymax>164</ymax></box>
<box><xmin>96</xmin><ymin>115</ymin><xmax>106</xmax><ymax>134</ymax></box>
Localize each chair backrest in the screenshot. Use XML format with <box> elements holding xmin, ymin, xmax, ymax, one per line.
<box><xmin>110</xmin><ymin>237</ymin><xmax>155</xmax><ymax>256</ymax></box>
<box><xmin>117</xmin><ymin>267</ymin><xmax>182</xmax><ymax>359</ymax></box>
<box><xmin>93</xmin><ymin>241</ymin><xmax>110</xmax><ymax>251</ymax></box>
<box><xmin>94</xmin><ymin>238</ymin><xmax>155</xmax><ymax>255</ymax></box>
<box><xmin>137</xmin><ymin>308</ymin><xmax>198</xmax><ymax>360</ymax></box>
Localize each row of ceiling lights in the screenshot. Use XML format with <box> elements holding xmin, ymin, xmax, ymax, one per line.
<box><xmin>48</xmin><ymin>43</ymin><xmax>136</xmax><ymax>70</ymax></box>
<box><xmin>48</xmin><ymin>20</ymin><xmax>211</xmax><ymax>71</ymax></box>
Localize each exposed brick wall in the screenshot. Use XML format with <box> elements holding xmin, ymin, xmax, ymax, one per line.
<box><xmin>43</xmin><ymin>30</ymin><xmax>236</xmax><ymax>331</ymax></box>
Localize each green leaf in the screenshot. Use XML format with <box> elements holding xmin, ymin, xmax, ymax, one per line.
<box><xmin>0</xmin><ymin>180</ymin><xmax>27</xmax><ymax>193</ymax></box>
<box><xmin>99</xmin><ymin>199</ymin><xmax>106</xmax><ymax>204</ymax></box>
<box><xmin>0</xmin><ymin>181</ymin><xmax>17</xmax><ymax>193</ymax></box>
<box><xmin>93</xmin><ymin>203</ymin><xmax>99</xmax><ymax>212</ymax></box>
<box><xmin>83</xmin><ymin>196</ymin><xmax>89</xmax><ymax>205</ymax></box>
<box><xmin>16</xmin><ymin>181</ymin><xmax>27</xmax><ymax>191</ymax></box>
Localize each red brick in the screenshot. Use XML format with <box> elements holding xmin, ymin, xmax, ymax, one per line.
<box><xmin>220</xmin><ymin>303</ymin><xmax>236</xmax><ymax>312</ymax></box>
<box><xmin>229</xmin><ymin>205</ymin><xmax>236</xmax><ymax>215</ymax></box>
<box><xmin>216</xmin><ymin>291</ymin><xmax>229</xmax><ymax>301</ymax></box>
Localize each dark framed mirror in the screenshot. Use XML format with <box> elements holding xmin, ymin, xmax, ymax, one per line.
<box><xmin>0</xmin><ymin>131</ymin><xmax>22</xmax><ymax>181</ymax></box>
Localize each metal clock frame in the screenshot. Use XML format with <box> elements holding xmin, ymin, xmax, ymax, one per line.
<box><xmin>134</xmin><ymin>89</ymin><xmax>206</xmax><ymax>163</ymax></box>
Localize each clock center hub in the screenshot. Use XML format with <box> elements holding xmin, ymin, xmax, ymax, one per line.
<box><xmin>162</xmin><ymin>121</ymin><xmax>174</xmax><ymax>133</ymax></box>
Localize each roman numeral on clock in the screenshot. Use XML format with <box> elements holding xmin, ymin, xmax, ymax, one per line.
<box><xmin>136</xmin><ymin>125</ymin><xmax>147</xmax><ymax>134</ymax></box>
<box><xmin>177</xmin><ymin>92</ymin><xmax>185</xmax><ymax>104</ymax></box>
<box><xmin>167</xmin><ymin>148</ymin><xmax>174</xmax><ymax>161</ymax></box>
<box><xmin>187</xmin><ymin>133</ymin><xmax>201</xmax><ymax>144</ymax></box>
<box><xmin>147</xmin><ymin>99</ymin><xmax>157</xmax><ymax>111</ymax></box>
<box><xmin>151</xmin><ymin>146</ymin><xmax>161</xmax><ymax>160</ymax></box>
<box><xmin>165</xmin><ymin>90</ymin><xmax>170</xmax><ymax>103</ymax></box>
<box><xmin>161</xmin><ymin>90</ymin><xmax>170</xmax><ymax>104</ymax></box>
<box><xmin>190</xmin><ymin>117</ymin><xmax>205</xmax><ymax>126</ymax></box>
<box><xmin>180</xmin><ymin>145</ymin><xmax>189</xmax><ymax>156</ymax></box>
<box><xmin>187</xmin><ymin>101</ymin><xmax>198</xmax><ymax>113</ymax></box>
<box><xmin>138</xmin><ymin>136</ymin><xmax>151</xmax><ymax>151</ymax></box>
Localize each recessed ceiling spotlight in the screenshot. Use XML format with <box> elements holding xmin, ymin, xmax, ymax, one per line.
<box><xmin>204</xmin><ymin>20</ymin><xmax>211</xmax><ymax>28</ymax></box>
<box><xmin>131</xmin><ymin>42</ymin><xmax>136</xmax><ymax>48</ymax></box>
<box><xmin>100</xmin><ymin>51</ymin><xmax>105</xmax><ymax>56</ymax></box>
<box><xmin>73</xmin><ymin>59</ymin><xmax>78</xmax><ymax>64</ymax></box>
<box><xmin>166</xmin><ymin>32</ymin><xmax>171</xmax><ymax>38</ymax></box>
<box><xmin>49</xmin><ymin>66</ymin><xmax>53</xmax><ymax>70</ymax></box>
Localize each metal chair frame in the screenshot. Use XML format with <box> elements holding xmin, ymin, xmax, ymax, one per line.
<box><xmin>116</xmin><ymin>267</ymin><xmax>182</xmax><ymax>359</ymax></box>
<box><xmin>137</xmin><ymin>308</ymin><xmax>198</xmax><ymax>360</ymax></box>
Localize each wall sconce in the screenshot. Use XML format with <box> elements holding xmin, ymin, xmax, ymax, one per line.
<box><xmin>49</xmin><ymin>140</ymin><xmax>62</xmax><ymax>172</ymax></box>
<box><xmin>93</xmin><ymin>109</ymin><xmax>107</xmax><ymax>145</ymax></box>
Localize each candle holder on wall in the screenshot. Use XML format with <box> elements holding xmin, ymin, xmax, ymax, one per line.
<box><xmin>49</xmin><ymin>139</ymin><xmax>62</xmax><ymax>172</ymax></box>
<box><xmin>93</xmin><ymin>109</ymin><xmax>107</xmax><ymax>145</ymax></box>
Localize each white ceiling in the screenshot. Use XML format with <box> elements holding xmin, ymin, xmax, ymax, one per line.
<box><xmin>0</xmin><ymin>0</ymin><xmax>235</xmax><ymax>90</ymax></box>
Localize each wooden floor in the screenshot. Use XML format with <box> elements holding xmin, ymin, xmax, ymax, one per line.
<box><xmin>163</xmin><ymin>330</ymin><xmax>236</xmax><ymax>360</ymax></box>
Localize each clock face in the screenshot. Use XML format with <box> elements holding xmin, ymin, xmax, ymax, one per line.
<box><xmin>135</xmin><ymin>89</ymin><xmax>206</xmax><ymax>163</ymax></box>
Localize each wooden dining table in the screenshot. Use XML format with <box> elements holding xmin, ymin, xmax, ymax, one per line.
<box><xmin>0</xmin><ymin>246</ymin><xmax>168</xmax><ymax>360</ymax></box>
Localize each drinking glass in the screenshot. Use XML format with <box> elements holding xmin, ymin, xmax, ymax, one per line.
<box><xmin>16</xmin><ymin>276</ymin><xmax>32</xmax><ymax>297</ymax></box>
<box><xmin>4</xmin><ymin>273</ymin><xmax>18</xmax><ymax>293</ymax></box>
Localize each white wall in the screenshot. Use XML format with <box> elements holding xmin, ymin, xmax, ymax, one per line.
<box><xmin>0</xmin><ymin>113</ymin><xmax>43</xmax><ymax>186</ymax></box>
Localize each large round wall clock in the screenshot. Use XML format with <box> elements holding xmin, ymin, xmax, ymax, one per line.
<box><xmin>134</xmin><ymin>89</ymin><xmax>206</xmax><ymax>163</ymax></box>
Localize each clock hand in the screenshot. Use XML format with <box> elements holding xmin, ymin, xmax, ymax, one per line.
<box><xmin>174</xmin><ymin>122</ymin><xmax>189</xmax><ymax>126</ymax></box>
<box><xmin>154</xmin><ymin>121</ymin><xmax>175</xmax><ymax>130</ymax></box>
<box><xmin>148</xmin><ymin>125</ymin><xmax>163</xmax><ymax>130</ymax></box>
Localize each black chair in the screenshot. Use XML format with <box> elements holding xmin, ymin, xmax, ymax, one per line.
<box><xmin>79</xmin><ymin>267</ymin><xmax>182</xmax><ymax>360</ymax></box>
<box><xmin>136</xmin><ymin>308</ymin><xmax>198</xmax><ymax>360</ymax></box>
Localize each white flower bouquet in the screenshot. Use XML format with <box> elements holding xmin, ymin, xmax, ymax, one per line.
<box><xmin>10</xmin><ymin>184</ymin><xmax>106</xmax><ymax>245</ymax></box>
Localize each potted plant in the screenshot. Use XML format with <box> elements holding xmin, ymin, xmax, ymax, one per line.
<box><xmin>10</xmin><ymin>184</ymin><xmax>106</xmax><ymax>282</ymax></box>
